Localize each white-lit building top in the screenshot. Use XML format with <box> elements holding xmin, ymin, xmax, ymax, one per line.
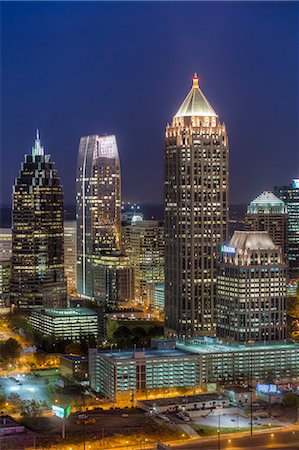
<box><xmin>247</xmin><ymin>191</ymin><xmax>287</xmax><ymax>214</ymax></box>
<box><xmin>174</xmin><ymin>73</ymin><xmax>218</xmax><ymax>118</ymax></box>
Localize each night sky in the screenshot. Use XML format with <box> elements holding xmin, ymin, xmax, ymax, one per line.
<box><xmin>1</xmin><ymin>1</ymin><xmax>298</xmax><ymax>206</ymax></box>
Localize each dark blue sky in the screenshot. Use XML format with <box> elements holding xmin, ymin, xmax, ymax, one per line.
<box><xmin>1</xmin><ymin>1</ymin><xmax>298</xmax><ymax>206</ymax></box>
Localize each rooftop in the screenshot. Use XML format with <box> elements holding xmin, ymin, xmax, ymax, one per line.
<box><xmin>247</xmin><ymin>191</ymin><xmax>287</xmax><ymax>214</ymax></box>
<box><xmin>139</xmin><ymin>393</ymin><xmax>225</xmax><ymax>407</ymax></box>
<box><xmin>175</xmin><ymin>73</ymin><xmax>218</xmax><ymax>118</ymax></box>
<box><xmin>229</xmin><ymin>231</ymin><xmax>277</xmax><ymax>251</ymax></box>
<box><xmin>33</xmin><ymin>307</ymin><xmax>97</xmax><ymax>318</ymax></box>
<box><xmin>99</xmin><ymin>348</ymin><xmax>193</xmax><ymax>361</ymax></box>
<box><xmin>176</xmin><ymin>338</ymin><xmax>299</xmax><ymax>355</ymax></box>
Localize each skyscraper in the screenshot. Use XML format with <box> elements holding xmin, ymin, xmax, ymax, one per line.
<box><xmin>123</xmin><ymin>219</ymin><xmax>164</xmax><ymax>303</ymax></box>
<box><xmin>11</xmin><ymin>131</ymin><xmax>67</xmax><ymax>308</ymax></box>
<box><xmin>245</xmin><ymin>191</ymin><xmax>288</xmax><ymax>256</ymax></box>
<box><xmin>64</xmin><ymin>221</ymin><xmax>77</xmax><ymax>294</ymax></box>
<box><xmin>76</xmin><ymin>135</ymin><xmax>121</xmax><ymax>300</ymax></box>
<box><xmin>274</xmin><ymin>179</ymin><xmax>299</xmax><ymax>289</ymax></box>
<box><xmin>164</xmin><ymin>74</ymin><xmax>229</xmax><ymax>337</ymax></box>
<box><xmin>216</xmin><ymin>231</ymin><xmax>287</xmax><ymax>343</ymax></box>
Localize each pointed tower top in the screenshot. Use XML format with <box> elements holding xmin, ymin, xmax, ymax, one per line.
<box><xmin>175</xmin><ymin>73</ymin><xmax>218</xmax><ymax>118</ymax></box>
<box><xmin>192</xmin><ymin>73</ymin><xmax>199</xmax><ymax>89</ymax></box>
<box><xmin>32</xmin><ymin>129</ymin><xmax>44</xmax><ymax>156</ymax></box>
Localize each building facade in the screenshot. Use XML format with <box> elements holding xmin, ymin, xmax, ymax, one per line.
<box><xmin>89</xmin><ymin>347</ymin><xmax>199</xmax><ymax>400</ymax></box>
<box><xmin>0</xmin><ymin>260</ymin><xmax>11</xmax><ymax>308</ymax></box>
<box><xmin>64</xmin><ymin>221</ymin><xmax>77</xmax><ymax>294</ymax></box>
<box><xmin>274</xmin><ymin>179</ymin><xmax>299</xmax><ymax>289</ymax></box>
<box><xmin>89</xmin><ymin>338</ymin><xmax>299</xmax><ymax>400</ymax></box>
<box><xmin>0</xmin><ymin>229</ymin><xmax>12</xmax><ymax>262</ymax></box>
<box><xmin>245</xmin><ymin>191</ymin><xmax>288</xmax><ymax>256</ymax></box>
<box><xmin>216</xmin><ymin>231</ymin><xmax>287</xmax><ymax>343</ymax></box>
<box><xmin>92</xmin><ymin>254</ymin><xmax>134</xmax><ymax>307</ymax></box>
<box><xmin>164</xmin><ymin>74</ymin><xmax>229</xmax><ymax>337</ymax></box>
<box><xmin>11</xmin><ymin>131</ymin><xmax>67</xmax><ymax>308</ymax></box>
<box><xmin>29</xmin><ymin>307</ymin><xmax>98</xmax><ymax>341</ymax></box>
<box><xmin>123</xmin><ymin>220</ymin><xmax>164</xmax><ymax>303</ymax></box>
<box><xmin>76</xmin><ymin>135</ymin><xmax>121</xmax><ymax>300</ymax></box>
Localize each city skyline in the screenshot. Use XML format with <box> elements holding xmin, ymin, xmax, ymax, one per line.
<box><xmin>1</xmin><ymin>2</ymin><xmax>298</xmax><ymax>206</ymax></box>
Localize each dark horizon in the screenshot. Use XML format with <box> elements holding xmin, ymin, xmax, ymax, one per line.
<box><xmin>1</xmin><ymin>2</ymin><xmax>298</xmax><ymax>207</ymax></box>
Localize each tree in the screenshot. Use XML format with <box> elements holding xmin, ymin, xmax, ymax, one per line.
<box><xmin>65</xmin><ymin>342</ymin><xmax>84</xmax><ymax>356</ymax></box>
<box><xmin>0</xmin><ymin>338</ymin><xmax>22</xmax><ymax>362</ymax></box>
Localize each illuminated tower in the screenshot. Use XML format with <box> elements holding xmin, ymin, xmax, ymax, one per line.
<box><xmin>11</xmin><ymin>131</ymin><xmax>67</xmax><ymax>308</ymax></box>
<box><xmin>245</xmin><ymin>191</ymin><xmax>288</xmax><ymax>256</ymax></box>
<box><xmin>76</xmin><ymin>135</ymin><xmax>121</xmax><ymax>299</ymax></box>
<box><xmin>164</xmin><ymin>74</ymin><xmax>229</xmax><ymax>337</ymax></box>
<box><xmin>217</xmin><ymin>231</ymin><xmax>287</xmax><ymax>343</ymax></box>
<box><xmin>274</xmin><ymin>179</ymin><xmax>299</xmax><ymax>291</ymax></box>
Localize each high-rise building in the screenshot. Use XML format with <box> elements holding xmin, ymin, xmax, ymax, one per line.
<box><xmin>11</xmin><ymin>131</ymin><xmax>67</xmax><ymax>308</ymax></box>
<box><xmin>274</xmin><ymin>179</ymin><xmax>299</xmax><ymax>288</ymax></box>
<box><xmin>216</xmin><ymin>231</ymin><xmax>287</xmax><ymax>343</ymax></box>
<box><xmin>123</xmin><ymin>219</ymin><xmax>164</xmax><ymax>303</ymax></box>
<box><xmin>92</xmin><ymin>254</ymin><xmax>134</xmax><ymax>307</ymax></box>
<box><xmin>245</xmin><ymin>191</ymin><xmax>288</xmax><ymax>256</ymax></box>
<box><xmin>76</xmin><ymin>135</ymin><xmax>121</xmax><ymax>300</ymax></box>
<box><xmin>164</xmin><ymin>74</ymin><xmax>229</xmax><ymax>337</ymax></box>
<box><xmin>64</xmin><ymin>221</ymin><xmax>77</xmax><ymax>294</ymax></box>
<box><xmin>0</xmin><ymin>229</ymin><xmax>12</xmax><ymax>262</ymax></box>
<box><xmin>0</xmin><ymin>260</ymin><xmax>11</xmax><ymax>308</ymax></box>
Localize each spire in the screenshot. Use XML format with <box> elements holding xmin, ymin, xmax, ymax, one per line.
<box><xmin>32</xmin><ymin>129</ymin><xmax>44</xmax><ymax>156</ymax></box>
<box><xmin>175</xmin><ymin>73</ymin><xmax>218</xmax><ymax>118</ymax></box>
<box><xmin>192</xmin><ymin>73</ymin><xmax>199</xmax><ymax>89</ymax></box>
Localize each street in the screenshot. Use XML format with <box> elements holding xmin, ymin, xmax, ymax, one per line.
<box><xmin>174</xmin><ymin>429</ymin><xmax>299</xmax><ymax>450</ymax></box>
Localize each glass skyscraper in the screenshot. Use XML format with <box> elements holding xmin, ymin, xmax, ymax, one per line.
<box><xmin>164</xmin><ymin>74</ymin><xmax>229</xmax><ymax>337</ymax></box>
<box><xmin>11</xmin><ymin>131</ymin><xmax>67</xmax><ymax>308</ymax></box>
<box><xmin>76</xmin><ymin>135</ymin><xmax>121</xmax><ymax>299</ymax></box>
<box><xmin>274</xmin><ymin>179</ymin><xmax>299</xmax><ymax>288</ymax></box>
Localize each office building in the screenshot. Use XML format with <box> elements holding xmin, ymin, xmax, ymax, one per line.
<box><xmin>60</xmin><ymin>355</ymin><xmax>88</xmax><ymax>382</ymax></box>
<box><xmin>216</xmin><ymin>231</ymin><xmax>287</xmax><ymax>343</ymax></box>
<box><xmin>92</xmin><ymin>253</ymin><xmax>134</xmax><ymax>307</ymax></box>
<box><xmin>164</xmin><ymin>74</ymin><xmax>229</xmax><ymax>337</ymax></box>
<box><xmin>123</xmin><ymin>220</ymin><xmax>164</xmax><ymax>302</ymax></box>
<box><xmin>0</xmin><ymin>260</ymin><xmax>11</xmax><ymax>308</ymax></box>
<box><xmin>89</xmin><ymin>337</ymin><xmax>299</xmax><ymax>401</ymax></box>
<box><xmin>64</xmin><ymin>221</ymin><xmax>77</xmax><ymax>294</ymax></box>
<box><xmin>245</xmin><ymin>191</ymin><xmax>288</xmax><ymax>255</ymax></box>
<box><xmin>11</xmin><ymin>131</ymin><xmax>67</xmax><ymax>308</ymax></box>
<box><xmin>147</xmin><ymin>282</ymin><xmax>165</xmax><ymax>312</ymax></box>
<box><xmin>29</xmin><ymin>307</ymin><xmax>98</xmax><ymax>341</ymax></box>
<box><xmin>76</xmin><ymin>135</ymin><xmax>121</xmax><ymax>300</ymax></box>
<box><xmin>0</xmin><ymin>229</ymin><xmax>12</xmax><ymax>262</ymax></box>
<box><xmin>274</xmin><ymin>179</ymin><xmax>299</xmax><ymax>288</ymax></box>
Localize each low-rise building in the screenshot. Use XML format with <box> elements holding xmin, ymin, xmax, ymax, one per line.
<box><xmin>138</xmin><ymin>393</ymin><xmax>229</xmax><ymax>414</ymax></box>
<box><xmin>60</xmin><ymin>355</ymin><xmax>88</xmax><ymax>381</ymax></box>
<box><xmin>0</xmin><ymin>416</ymin><xmax>25</xmax><ymax>435</ymax></box>
<box><xmin>223</xmin><ymin>385</ymin><xmax>257</xmax><ymax>405</ymax></box>
<box><xmin>29</xmin><ymin>307</ymin><xmax>98</xmax><ymax>341</ymax></box>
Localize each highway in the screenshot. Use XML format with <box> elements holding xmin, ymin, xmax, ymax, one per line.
<box><xmin>173</xmin><ymin>429</ymin><xmax>299</xmax><ymax>450</ymax></box>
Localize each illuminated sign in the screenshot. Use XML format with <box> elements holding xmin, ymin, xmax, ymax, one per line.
<box><xmin>221</xmin><ymin>245</ymin><xmax>235</xmax><ymax>254</ymax></box>
<box><xmin>52</xmin><ymin>404</ymin><xmax>71</xmax><ymax>419</ymax></box>
<box><xmin>256</xmin><ymin>384</ymin><xmax>280</xmax><ymax>394</ymax></box>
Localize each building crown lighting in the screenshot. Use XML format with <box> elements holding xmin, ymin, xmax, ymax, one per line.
<box><xmin>32</xmin><ymin>129</ymin><xmax>44</xmax><ymax>157</ymax></box>
<box><xmin>175</xmin><ymin>73</ymin><xmax>218</xmax><ymax>118</ymax></box>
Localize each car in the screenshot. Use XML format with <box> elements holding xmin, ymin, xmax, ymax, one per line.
<box><xmin>121</xmin><ymin>413</ymin><xmax>129</xmax><ymax>418</ymax></box>
<box><xmin>230</xmin><ymin>419</ymin><xmax>236</xmax><ymax>422</ymax></box>
<box><xmin>182</xmin><ymin>416</ymin><xmax>190</xmax><ymax>422</ymax></box>
<box><xmin>78</xmin><ymin>414</ymin><xmax>88</xmax><ymax>420</ymax></box>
